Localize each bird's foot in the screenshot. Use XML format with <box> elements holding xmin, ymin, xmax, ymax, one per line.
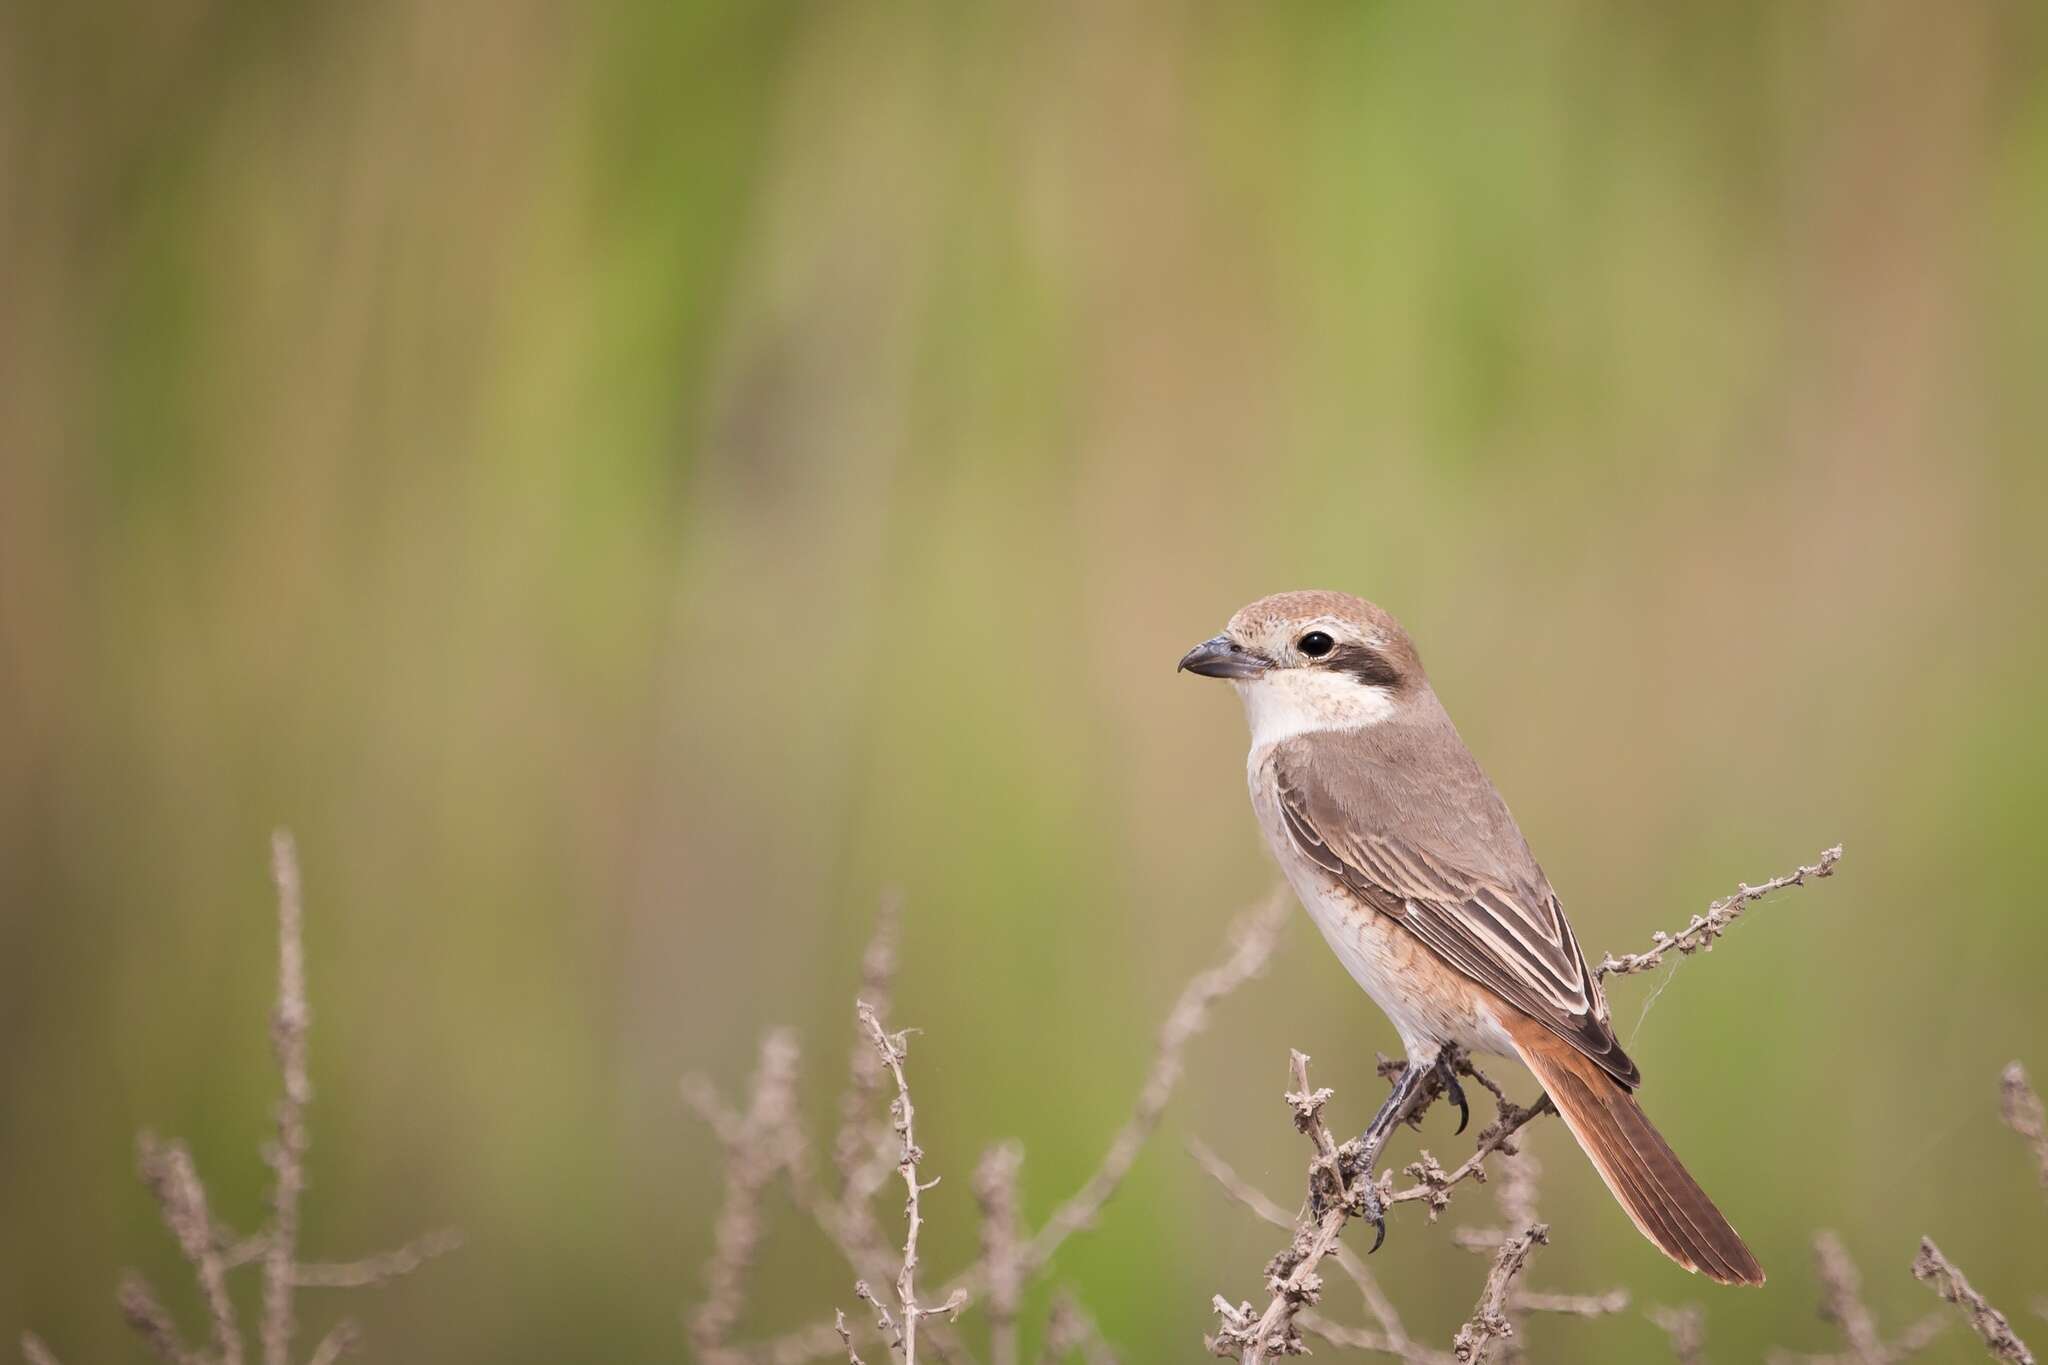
<box><xmin>1358</xmin><ymin>1174</ymin><xmax>1387</xmax><ymax>1253</ymax></box>
<box><xmin>1323</xmin><ymin>1137</ymin><xmax>1388</xmax><ymax>1252</ymax></box>
<box><xmin>1436</xmin><ymin>1053</ymin><xmax>1469</xmax><ymax>1135</ymax></box>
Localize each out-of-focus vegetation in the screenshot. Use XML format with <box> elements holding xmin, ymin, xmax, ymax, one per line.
<box><xmin>4</xmin><ymin>3</ymin><xmax>2046</xmax><ymax>1361</ymax></box>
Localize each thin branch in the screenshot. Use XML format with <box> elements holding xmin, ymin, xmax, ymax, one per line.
<box><xmin>134</xmin><ymin>1134</ymin><xmax>241</xmax><ymax>1365</ymax></box>
<box><xmin>1189</xmin><ymin>1137</ymin><xmax>1412</xmax><ymax>1348</ymax></box>
<box><xmin>689</xmin><ymin>1030</ymin><xmax>805</xmax><ymax>1357</ymax></box>
<box><xmin>1381</xmin><ymin>1085</ymin><xmax>1555</xmax><ymax>1220</ymax></box>
<box><xmin>747</xmin><ymin>1324</ymin><xmax>871</xmax><ymax>1365</ymax></box>
<box><xmin>1511</xmin><ymin>1289</ymin><xmax>1629</xmax><ymax>1318</ymax></box>
<box><xmin>1020</xmin><ymin>891</ymin><xmax>1291</xmax><ymax>1277</ymax></box>
<box><xmin>116</xmin><ymin>1273</ymin><xmax>196</xmax><ymax>1365</ymax></box>
<box><xmin>835</xmin><ymin>1310</ymin><xmax>870</xmax><ymax>1365</ymax></box>
<box><xmin>263</xmin><ymin>830</ymin><xmax>311</xmax><ymax>1365</ymax></box>
<box><xmin>2002</xmin><ymin>1063</ymin><xmax>2048</xmax><ymax>1196</ymax></box>
<box><xmin>855</xmin><ymin>1279</ymin><xmax>903</xmax><ymax>1357</ymax></box>
<box><xmin>743</xmin><ymin>894</ymin><xmax>1288</xmax><ymax>1365</ymax></box>
<box><xmin>303</xmin><ymin>1320</ymin><xmax>360</xmax><ymax>1365</ymax></box>
<box><xmin>1295</xmin><ymin>1311</ymin><xmax>1450</xmax><ymax>1365</ymax></box>
<box><xmin>1594</xmin><ymin>846</ymin><xmax>1841</xmax><ymax>978</ymax></box>
<box><xmin>1451</xmin><ymin>1225</ymin><xmax>1547</xmax><ymax>1365</ymax></box>
<box><xmin>1208</xmin><ymin>1050</ymin><xmax>1383</xmax><ymax>1364</ymax></box>
<box><xmin>24</xmin><ymin>832</ymin><xmax>455</xmax><ymax>1365</ymax></box>
<box><xmin>1911</xmin><ymin>1239</ymin><xmax>2034</xmax><ymax>1365</ymax></box>
<box><xmin>290</xmin><ymin>1229</ymin><xmax>465</xmax><ymax>1287</ymax></box>
<box><xmin>856</xmin><ymin>1001</ymin><xmax>968</xmax><ymax>1363</ymax></box>
<box><xmin>1767</xmin><ymin>1232</ymin><xmax>1947</xmax><ymax>1365</ymax></box>
<box><xmin>835</xmin><ymin>895</ymin><xmax>906</xmax><ymax>1223</ymax></box>
<box><xmin>1649</xmin><ymin>1305</ymin><xmax>1707</xmax><ymax>1365</ymax></box>
<box><xmin>1819</xmin><ymin>1230</ymin><xmax>1888</xmax><ymax>1364</ymax></box>
<box><xmin>1038</xmin><ymin>1290</ymin><xmax>1119</xmax><ymax>1365</ymax></box>
<box><xmin>976</xmin><ymin>1142</ymin><xmax>1025</xmax><ymax>1365</ymax></box>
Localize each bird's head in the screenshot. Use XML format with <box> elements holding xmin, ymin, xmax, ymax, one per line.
<box><xmin>1178</xmin><ymin>590</ymin><xmax>1427</xmax><ymax>744</ymax></box>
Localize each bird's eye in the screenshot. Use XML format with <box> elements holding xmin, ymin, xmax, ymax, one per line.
<box><xmin>1297</xmin><ymin>631</ymin><xmax>1335</xmax><ymax>658</ymax></box>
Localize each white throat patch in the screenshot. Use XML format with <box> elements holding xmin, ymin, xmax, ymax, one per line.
<box><xmin>1235</xmin><ymin>669</ymin><xmax>1397</xmax><ymax>749</ymax></box>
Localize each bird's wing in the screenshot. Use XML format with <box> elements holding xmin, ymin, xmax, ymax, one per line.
<box><xmin>1272</xmin><ymin>736</ymin><xmax>1638</xmax><ymax>1088</ymax></box>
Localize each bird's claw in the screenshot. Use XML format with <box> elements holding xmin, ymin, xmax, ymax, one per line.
<box><xmin>1360</xmin><ymin>1180</ymin><xmax>1387</xmax><ymax>1253</ymax></box>
<box><xmin>1437</xmin><ymin>1055</ymin><xmax>1469</xmax><ymax>1135</ymax></box>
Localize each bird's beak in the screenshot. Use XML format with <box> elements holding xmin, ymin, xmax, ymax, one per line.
<box><xmin>1177</xmin><ymin>634</ymin><xmax>1270</xmax><ymax>680</ymax></box>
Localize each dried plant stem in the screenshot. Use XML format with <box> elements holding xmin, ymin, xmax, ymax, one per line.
<box><xmin>1451</xmin><ymin>1225</ymin><xmax>1548</xmax><ymax>1365</ymax></box>
<box><xmin>1911</xmin><ymin>1239</ymin><xmax>2034</xmax><ymax>1365</ymax></box>
<box><xmin>1294</xmin><ymin>1311</ymin><xmax>1445</xmax><ymax>1363</ymax></box>
<box><xmin>729</xmin><ymin>894</ymin><xmax>1287</xmax><ymax>1365</ymax></box>
<box><xmin>1594</xmin><ymin>846</ymin><xmax>1841</xmax><ymax>978</ymax></box>
<box><xmin>1819</xmin><ymin>1230</ymin><xmax>1889</xmax><ymax>1363</ymax></box>
<box><xmin>1037</xmin><ymin>1290</ymin><xmax>1119</xmax><ymax>1365</ymax></box>
<box><xmin>976</xmin><ymin>1142</ymin><xmax>1025</xmax><ymax>1365</ymax></box>
<box><xmin>2003</xmin><ymin>1064</ymin><xmax>2048</xmax><ymax>1196</ymax></box>
<box><xmin>302</xmin><ymin>1321</ymin><xmax>359</xmax><ymax>1365</ymax></box>
<box><xmin>1649</xmin><ymin>1305</ymin><xmax>1707</xmax><ymax>1365</ymax></box>
<box><xmin>117</xmin><ymin>1273</ymin><xmax>194</xmax><ymax>1365</ymax></box>
<box><xmin>857</xmin><ymin>1001</ymin><xmax>968</xmax><ymax>1363</ymax></box>
<box><xmin>834</xmin><ymin>1310</ymin><xmax>869</xmax><ymax>1365</ymax></box>
<box><xmin>289</xmin><ymin>1229</ymin><xmax>465</xmax><ymax>1286</ymax></box>
<box><xmin>1208</xmin><ymin>1050</ymin><xmax>1384</xmax><ymax>1363</ymax></box>
<box><xmin>263</xmin><ymin>831</ymin><xmax>311</xmax><ymax>1365</ymax></box>
<box><xmin>25</xmin><ymin>830</ymin><xmax>452</xmax><ymax>1365</ymax></box>
<box><xmin>1767</xmin><ymin>1231</ymin><xmax>1948</xmax><ymax>1365</ymax></box>
<box><xmin>1190</xmin><ymin>1138</ymin><xmax>1422</xmax><ymax>1357</ymax></box>
<box><xmin>1381</xmin><ymin>1083</ymin><xmax>1555</xmax><ymax>1218</ymax></box>
<box><xmin>689</xmin><ymin>1031</ymin><xmax>804</xmax><ymax>1357</ymax></box>
<box><xmin>135</xmin><ymin>1134</ymin><xmax>241</xmax><ymax>1365</ymax></box>
<box><xmin>1020</xmin><ymin>891</ymin><xmax>1291</xmax><ymax>1278</ymax></box>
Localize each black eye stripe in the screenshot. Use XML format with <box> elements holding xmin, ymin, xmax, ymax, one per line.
<box><xmin>1323</xmin><ymin>641</ymin><xmax>1403</xmax><ymax>689</ymax></box>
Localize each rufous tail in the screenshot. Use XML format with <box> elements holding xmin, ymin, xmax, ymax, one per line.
<box><xmin>1508</xmin><ymin>1017</ymin><xmax>1764</xmax><ymax>1286</ymax></box>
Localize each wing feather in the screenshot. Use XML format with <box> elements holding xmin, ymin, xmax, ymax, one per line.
<box><xmin>1274</xmin><ymin>743</ymin><xmax>1638</xmax><ymax>1088</ymax></box>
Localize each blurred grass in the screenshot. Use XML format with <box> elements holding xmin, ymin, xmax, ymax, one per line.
<box><xmin>4</xmin><ymin>2</ymin><xmax>2047</xmax><ymax>1361</ymax></box>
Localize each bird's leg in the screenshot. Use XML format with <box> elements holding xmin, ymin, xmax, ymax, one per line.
<box><xmin>1344</xmin><ymin>1051</ymin><xmax>1441</xmax><ymax>1253</ymax></box>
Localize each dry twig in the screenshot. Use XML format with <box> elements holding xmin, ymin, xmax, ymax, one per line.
<box><xmin>1018</xmin><ymin>890</ymin><xmax>1292</xmax><ymax>1277</ymax></box>
<box><xmin>301</xmin><ymin>1321</ymin><xmax>358</xmax><ymax>1365</ymax></box>
<box><xmin>723</xmin><ymin>893</ymin><xmax>1289</xmax><ymax>1365</ymax></box>
<box><xmin>1911</xmin><ymin>1239</ymin><xmax>2034</xmax><ymax>1365</ymax></box>
<box><xmin>23</xmin><ymin>831</ymin><xmax>455</xmax><ymax>1365</ymax></box>
<box><xmin>688</xmin><ymin>1030</ymin><xmax>805</xmax><ymax>1358</ymax></box>
<box><xmin>856</xmin><ymin>1000</ymin><xmax>970</xmax><ymax>1363</ymax></box>
<box><xmin>263</xmin><ymin>831</ymin><xmax>312</xmax><ymax>1365</ymax></box>
<box><xmin>2003</xmin><ymin>1064</ymin><xmax>2048</xmax><ymax>1196</ymax></box>
<box><xmin>1190</xmin><ymin>1138</ymin><xmax>1418</xmax><ymax>1354</ymax></box>
<box><xmin>833</xmin><ymin>1309</ymin><xmax>868</xmax><ymax>1365</ymax></box>
<box><xmin>1450</xmin><ymin>1225</ymin><xmax>1547</xmax><ymax>1365</ymax></box>
<box><xmin>1594</xmin><ymin>846</ymin><xmax>1841</xmax><ymax>978</ymax></box>
<box><xmin>1037</xmin><ymin>1290</ymin><xmax>1119</xmax><ymax>1365</ymax></box>
<box><xmin>1649</xmin><ymin>1305</ymin><xmax>1707</xmax><ymax>1365</ymax></box>
<box><xmin>976</xmin><ymin>1142</ymin><xmax>1026</xmax><ymax>1365</ymax></box>
<box><xmin>1208</xmin><ymin>1050</ymin><xmax>1415</xmax><ymax>1363</ymax></box>
<box><xmin>1765</xmin><ymin>1231</ymin><xmax>1947</xmax><ymax>1365</ymax></box>
<box><xmin>134</xmin><ymin>1133</ymin><xmax>242</xmax><ymax>1365</ymax></box>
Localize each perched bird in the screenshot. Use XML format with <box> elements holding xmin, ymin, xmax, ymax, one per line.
<box><xmin>1179</xmin><ymin>590</ymin><xmax>1762</xmax><ymax>1285</ymax></box>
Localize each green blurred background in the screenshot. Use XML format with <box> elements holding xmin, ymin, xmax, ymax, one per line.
<box><xmin>6</xmin><ymin>2</ymin><xmax>2047</xmax><ymax>1361</ymax></box>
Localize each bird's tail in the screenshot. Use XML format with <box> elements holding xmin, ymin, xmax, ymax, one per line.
<box><xmin>1507</xmin><ymin>1017</ymin><xmax>1764</xmax><ymax>1286</ymax></box>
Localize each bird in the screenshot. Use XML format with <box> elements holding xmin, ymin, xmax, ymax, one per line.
<box><xmin>1178</xmin><ymin>589</ymin><xmax>1763</xmax><ymax>1285</ymax></box>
